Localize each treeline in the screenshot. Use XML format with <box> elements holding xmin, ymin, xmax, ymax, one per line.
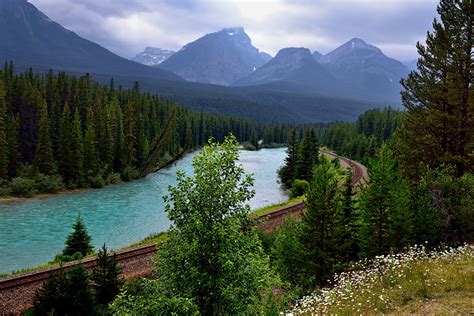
<box><xmin>0</xmin><ymin>64</ymin><xmax>301</xmax><ymax>197</ymax></box>
<box><xmin>321</xmin><ymin>108</ymin><xmax>404</xmax><ymax>164</ymax></box>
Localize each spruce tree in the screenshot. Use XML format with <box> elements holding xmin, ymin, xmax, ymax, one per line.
<box><xmin>0</xmin><ymin>79</ymin><xmax>8</xmax><ymax>179</ymax></box>
<box><xmin>83</xmin><ymin>107</ymin><xmax>98</xmax><ymax>174</ymax></box>
<box><xmin>338</xmin><ymin>169</ymin><xmax>359</xmax><ymax>262</ymax></box>
<box><xmin>70</xmin><ymin>108</ymin><xmax>84</xmax><ymax>185</ymax></box>
<box><xmin>91</xmin><ymin>244</ymin><xmax>123</xmax><ymax>306</ymax></box>
<box><xmin>31</xmin><ymin>265</ymin><xmax>97</xmax><ymax>315</ymax></box>
<box><xmin>33</xmin><ymin>99</ymin><xmax>56</xmax><ymax>175</ymax></box>
<box><xmin>6</xmin><ymin>114</ymin><xmax>19</xmax><ymax>178</ymax></box>
<box><xmin>358</xmin><ymin>145</ymin><xmax>412</xmax><ymax>257</ymax></box>
<box><xmin>295</xmin><ymin>128</ymin><xmax>319</xmax><ymax>182</ymax></box>
<box><xmin>63</xmin><ymin>214</ymin><xmax>93</xmax><ymax>257</ymax></box>
<box><xmin>397</xmin><ymin>0</ymin><xmax>473</xmax><ymax>178</ymax></box>
<box><xmin>58</xmin><ymin>103</ymin><xmax>72</xmax><ymax>182</ymax></box>
<box><xmin>300</xmin><ymin>158</ymin><xmax>341</xmax><ymax>286</ymax></box>
<box><xmin>278</xmin><ymin>129</ymin><xmax>298</xmax><ymax>188</ymax></box>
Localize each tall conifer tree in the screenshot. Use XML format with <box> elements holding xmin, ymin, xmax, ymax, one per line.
<box><xmin>33</xmin><ymin>100</ymin><xmax>56</xmax><ymax>175</ymax></box>
<box><xmin>397</xmin><ymin>0</ymin><xmax>473</xmax><ymax>178</ymax></box>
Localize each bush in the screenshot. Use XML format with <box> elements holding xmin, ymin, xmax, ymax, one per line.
<box><xmin>121</xmin><ymin>166</ymin><xmax>139</xmax><ymax>182</ymax></box>
<box><xmin>110</xmin><ymin>278</ymin><xmax>199</xmax><ymax>315</ymax></box>
<box><xmin>291</xmin><ymin>179</ymin><xmax>309</xmax><ymax>198</ymax></box>
<box><xmin>87</xmin><ymin>175</ymin><xmax>105</xmax><ymax>188</ymax></box>
<box><xmin>9</xmin><ymin>177</ymin><xmax>37</xmax><ymax>197</ymax></box>
<box><xmin>34</xmin><ymin>173</ymin><xmax>64</xmax><ymax>193</ymax></box>
<box><xmin>106</xmin><ymin>172</ymin><xmax>122</xmax><ymax>184</ymax></box>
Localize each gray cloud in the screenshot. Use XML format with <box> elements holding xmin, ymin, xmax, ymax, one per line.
<box><xmin>29</xmin><ymin>0</ymin><xmax>438</xmax><ymax>61</ymax></box>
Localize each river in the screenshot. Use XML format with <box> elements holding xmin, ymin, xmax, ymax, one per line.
<box><xmin>0</xmin><ymin>148</ymin><xmax>288</xmax><ymax>274</ymax></box>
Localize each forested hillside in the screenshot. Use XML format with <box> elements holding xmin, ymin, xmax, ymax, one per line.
<box><xmin>322</xmin><ymin>108</ymin><xmax>404</xmax><ymax>164</ymax></box>
<box><xmin>0</xmin><ymin>64</ymin><xmax>300</xmax><ymax>197</ymax></box>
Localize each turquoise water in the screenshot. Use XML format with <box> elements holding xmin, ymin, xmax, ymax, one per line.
<box><xmin>0</xmin><ymin>148</ymin><xmax>288</xmax><ymax>274</ymax></box>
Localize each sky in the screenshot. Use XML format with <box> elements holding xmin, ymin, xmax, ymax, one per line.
<box><xmin>29</xmin><ymin>0</ymin><xmax>439</xmax><ymax>62</ymax></box>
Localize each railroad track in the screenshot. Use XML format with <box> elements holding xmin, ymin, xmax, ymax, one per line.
<box><xmin>0</xmin><ymin>151</ymin><xmax>367</xmax><ymax>314</ymax></box>
<box><xmin>0</xmin><ymin>244</ymin><xmax>156</xmax><ymax>291</ymax></box>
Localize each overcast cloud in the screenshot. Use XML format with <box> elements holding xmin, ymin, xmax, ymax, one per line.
<box><xmin>29</xmin><ymin>0</ymin><xmax>438</xmax><ymax>61</ymax></box>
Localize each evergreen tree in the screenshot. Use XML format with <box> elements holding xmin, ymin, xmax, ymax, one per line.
<box><xmin>33</xmin><ymin>99</ymin><xmax>56</xmax><ymax>175</ymax></box>
<box><xmin>31</xmin><ymin>265</ymin><xmax>97</xmax><ymax>316</ymax></box>
<box><xmin>58</xmin><ymin>103</ymin><xmax>72</xmax><ymax>182</ymax></box>
<box><xmin>6</xmin><ymin>115</ymin><xmax>19</xmax><ymax>178</ymax></box>
<box><xmin>63</xmin><ymin>214</ymin><xmax>93</xmax><ymax>257</ymax></box>
<box><xmin>91</xmin><ymin>244</ymin><xmax>123</xmax><ymax>306</ymax></box>
<box><xmin>70</xmin><ymin>108</ymin><xmax>84</xmax><ymax>185</ymax></box>
<box><xmin>300</xmin><ymin>158</ymin><xmax>341</xmax><ymax>286</ymax></box>
<box><xmin>83</xmin><ymin>107</ymin><xmax>98</xmax><ymax>174</ymax></box>
<box><xmin>396</xmin><ymin>0</ymin><xmax>473</xmax><ymax>178</ymax></box>
<box><xmin>278</xmin><ymin>129</ymin><xmax>298</xmax><ymax>188</ymax></box>
<box><xmin>0</xmin><ymin>79</ymin><xmax>8</xmax><ymax>179</ymax></box>
<box><xmin>357</xmin><ymin>145</ymin><xmax>412</xmax><ymax>257</ymax></box>
<box><xmin>338</xmin><ymin>169</ymin><xmax>359</xmax><ymax>262</ymax></box>
<box><xmin>295</xmin><ymin>128</ymin><xmax>319</xmax><ymax>182</ymax></box>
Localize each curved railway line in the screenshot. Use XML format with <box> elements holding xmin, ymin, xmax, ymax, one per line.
<box><xmin>0</xmin><ymin>151</ymin><xmax>367</xmax><ymax>314</ymax></box>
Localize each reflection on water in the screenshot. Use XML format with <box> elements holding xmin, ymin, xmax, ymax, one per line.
<box><xmin>0</xmin><ymin>148</ymin><xmax>288</xmax><ymax>274</ymax></box>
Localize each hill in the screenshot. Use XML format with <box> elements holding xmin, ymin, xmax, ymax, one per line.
<box><xmin>0</xmin><ymin>0</ymin><xmax>182</xmax><ymax>81</ymax></box>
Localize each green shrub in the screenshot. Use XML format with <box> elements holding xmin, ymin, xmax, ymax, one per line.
<box><xmin>87</xmin><ymin>175</ymin><xmax>105</xmax><ymax>188</ymax></box>
<box><xmin>34</xmin><ymin>173</ymin><xmax>64</xmax><ymax>193</ymax></box>
<box><xmin>121</xmin><ymin>166</ymin><xmax>139</xmax><ymax>182</ymax></box>
<box><xmin>291</xmin><ymin>179</ymin><xmax>309</xmax><ymax>198</ymax></box>
<box><xmin>106</xmin><ymin>172</ymin><xmax>122</xmax><ymax>184</ymax></box>
<box><xmin>10</xmin><ymin>177</ymin><xmax>37</xmax><ymax>197</ymax></box>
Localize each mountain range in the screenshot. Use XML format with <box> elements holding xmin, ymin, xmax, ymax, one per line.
<box><xmin>139</xmin><ymin>35</ymin><xmax>408</xmax><ymax>103</ymax></box>
<box><xmin>0</xmin><ymin>0</ymin><xmax>411</xmax><ymax>123</ymax></box>
<box><xmin>0</xmin><ymin>0</ymin><xmax>181</xmax><ymax>81</ymax></box>
<box><xmin>157</xmin><ymin>27</ymin><xmax>272</xmax><ymax>86</ymax></box>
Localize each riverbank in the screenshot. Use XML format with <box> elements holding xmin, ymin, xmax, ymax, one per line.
<box><xmin>0</xmin><ymin>150</ymin><xmax>191</xmax><ymax>204</ymax></box>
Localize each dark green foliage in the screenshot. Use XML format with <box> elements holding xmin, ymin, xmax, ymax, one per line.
<box><xmin>357</xmin><ymin>145</ymin><xmax>412</xmax><ymax>257</ymax></box>
<box><xmin>91</xmin><ymin>244</ymin><xmax>124</xmax><ymax>306</ymax></box>
<box><xmin>0</xmin><ymin>65</ymin><xmax>311</xmax><ymax>196</ymax></box>
<box><xmin>396</xmin><ymin>0</ymin><xmax>473</xmax><ymax>178</ymax></box>
<box><xmin>300</xmin><ymin>159</ymin><xmax>342</xmax><ymax>286</ymax></box>
<box><xmin>290</xmin><ymin>179</ymin><xmax>309</xmax><ymax>198</ymax></box>
<box><xmin>322</xmin><ymin>108</ymin><xmax>404</xmax><ymax>164</ymax></box>
<box><xmin>0</xmin><ymin>79</ymin><xmax>8</xmax><ymax>179</ymax></box>
<box><xmin>109</xmin><ymin>278</ymin><xmax>199</xmax><ymax>315</ymax></box>
<box><xmin>337</xmin><ymin>170</ymin><xmax>359</xmax><ymax>262</ymax></box>
<box><xmin>33</xmin><ymin>100</ymin><xmax>56</xmax><ymax>175</ymax></box>
<box><xmin>270</xmin><ymin>218</ymin><xmax>305</xmax><ymax>289</ymax></box>
<box><xmin>278</xmin><ymin>129</ymin><xmax>298</xmax><ymax>188</ymax></box>
<box><xmin>9</xmin><ymin>177</ymin><xmax>37</xmax><ymax>197</ymax></box>
<box><xmin>295</xmin><ymin>128</ymin><xmax>319</xmax><ymax>182</ymax></box>
<box><xmin>31</xmin><ymin>265</ymin><xmax>97</xmax><ymax>316</ymax></box>
<box><xmin>63</xmin><ymin>214</ymin><xmax>93</xmax><ymax>257</ymax></box>
<box><xmin>279</xmin><ymin>128</ymin><xmax>320</xmax><ymax>188</ymax></box>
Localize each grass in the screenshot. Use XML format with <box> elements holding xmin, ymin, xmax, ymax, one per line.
<box><xmin>290</xmin><ymin>244</ymin><xmax>474</xmax><ymax>315</ymax></box>
<box><xmin>251</xmin><ymin>196</ymin><xmax>304</xmax><ymax>217</ymax></box>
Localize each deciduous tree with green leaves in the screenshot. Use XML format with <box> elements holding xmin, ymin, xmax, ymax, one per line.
<box><xmin>154</xmin><ymin>135</ymin><xmax>274</xmax><ymax>315</ymax></box>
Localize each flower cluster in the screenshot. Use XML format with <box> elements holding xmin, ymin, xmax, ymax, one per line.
<box><xmin>288</xmin><ymin>244</ymin><xmax>473</xmax><ymax>315</ymax></box>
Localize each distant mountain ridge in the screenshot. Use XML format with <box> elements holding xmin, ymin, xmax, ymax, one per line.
<box><xmin>233</xmin><ymin>47</ymin><xmax>343</xmax><ymax>97</ymax></box>
<box><xmin>317</xmin><ymin>38</ymin><xmax>409</xmax><ymax>102</ymax></box>
<box><xmin>131</xmin><ymin>47</ymin><xmax>176</xmax><ymax>66</ymax></box>
<box><xmin>158</xmin><ymin>27</ymin><xmax>271</xmax><ymax>85</ymax></box>
<box><xmin>0</xmin><ymin>0</ymin><xmax>182</xmax><ymax>81</ymax></box>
